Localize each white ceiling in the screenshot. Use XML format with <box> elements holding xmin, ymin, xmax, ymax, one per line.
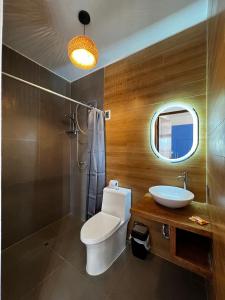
<box><xmin>3</xmin><ymin>0</ymin><xmax>208</xmax><ymax>82</ymax></box>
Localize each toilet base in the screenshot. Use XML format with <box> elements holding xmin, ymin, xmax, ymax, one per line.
<box><xmin>85</xmin><ymin>221</ymin><xmax>128</xmax><ymax>276</ymax></box>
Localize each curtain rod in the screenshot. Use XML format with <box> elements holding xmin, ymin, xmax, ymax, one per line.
<box><xmin>2</xmin><ymin>72</ymin><xmax>103</xmax><ymax>112</ymax></box>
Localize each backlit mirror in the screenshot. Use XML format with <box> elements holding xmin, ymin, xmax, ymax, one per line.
<box><xmin>151</xmin><ymin>103</ymin><xmax>198</xmax><ymax>162</ymax></box>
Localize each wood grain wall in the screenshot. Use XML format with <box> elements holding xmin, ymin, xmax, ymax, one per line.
<box><xmin>104</xmin><ymin>23</ymin><xmax>207</xmax><ymax>204</ymax></box>
<box><xmin>207</xmin><ymin>1</ymin><xmax>225</xmax><ymax>298</ymax></box>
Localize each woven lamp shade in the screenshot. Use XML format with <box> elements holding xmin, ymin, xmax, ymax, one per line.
<box><xmin>68</xmin><ymin>35</ymin><xmax>98</xmax><ymax>70</ymax></box>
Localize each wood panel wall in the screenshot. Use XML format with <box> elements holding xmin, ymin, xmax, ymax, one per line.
<box><xmin>207</xmin><ymin>1</ymin><xmax>225</xmax><ymax>298</ymax></box>
<box><xmin>104</xmin><ymin>23</ymin><xmax>207</xmax><ymax>204</ymax></box>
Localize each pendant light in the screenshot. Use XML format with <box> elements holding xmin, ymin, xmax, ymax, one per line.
<box><xmin>68</xmin><ymin>10</ymin><xmax>98</xmax><ymax>70</ymax></box>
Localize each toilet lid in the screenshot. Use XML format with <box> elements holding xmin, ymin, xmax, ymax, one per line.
<box><xmin>80</xmin><ymin>212</ymin><xmax>121</xmax><ymax>245</ymax></box>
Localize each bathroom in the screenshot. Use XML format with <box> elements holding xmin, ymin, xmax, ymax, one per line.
<box><xmin>1</xmin><ymin>0</ymin><xmax>225</xmax><ymax>299</ymax></box>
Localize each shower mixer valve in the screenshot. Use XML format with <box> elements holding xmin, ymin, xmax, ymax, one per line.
<box><xmin>65</xmin><ymin>112</ymin><xmax>78</xmax><ymax>134</ymax></box>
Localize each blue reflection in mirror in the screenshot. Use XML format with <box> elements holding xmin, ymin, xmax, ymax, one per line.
<box><xmin>171</xmin><ymin>124</ymin><xmax>193</xmax><ymax>159</ymax></box>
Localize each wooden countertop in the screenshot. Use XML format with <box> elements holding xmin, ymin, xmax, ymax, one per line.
<box><xmin>131</xmin><ymin>193</ymin><xmax>212</xmax><ymax>238</ymax></box>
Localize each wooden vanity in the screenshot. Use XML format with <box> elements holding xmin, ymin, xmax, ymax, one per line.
<box><xmin>130</xmin><ymin>194</ymin><xmax>212</xmax><ymax>278</ymax></box>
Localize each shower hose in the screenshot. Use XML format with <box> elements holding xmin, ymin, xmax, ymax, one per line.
<box><xmin>76</xmin><ymin>104</ymin><xmax>88</xmax><ymax>170</ymax></box>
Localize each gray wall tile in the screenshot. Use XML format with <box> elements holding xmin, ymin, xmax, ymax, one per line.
<box><xmin>2</xmin><ymin>46</ymin><xmax>71</xmax><ymax>248</ymax></box>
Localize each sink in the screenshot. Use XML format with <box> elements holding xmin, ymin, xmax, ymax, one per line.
<box><xmin>149</xmin><ymin>185</ymin><xmax>194</xmax><ymax>208</ymax></box>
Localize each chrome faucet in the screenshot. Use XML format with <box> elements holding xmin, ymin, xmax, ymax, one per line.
<box><xmin>177</xmin><ymin>171</ymin><xmax>188</xmax><ymax>189</ymax></box>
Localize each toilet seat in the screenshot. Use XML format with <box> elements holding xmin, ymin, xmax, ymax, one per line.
<box><xmin>80</xmin><ymin>212</ymin><xmax>121</xmax><ymax>245</ymax></box>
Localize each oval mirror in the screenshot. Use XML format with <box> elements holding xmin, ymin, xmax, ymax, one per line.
<box><xmin>151</xmin><ymin>103</ymin><xmax>199</xmax><ymax>162</ymax></box>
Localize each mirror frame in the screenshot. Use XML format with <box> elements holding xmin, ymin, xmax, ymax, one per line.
<box><xmin>150</xmin><ymin>103</ymin><xmax>199</xmax><ymax>163</ymax></box>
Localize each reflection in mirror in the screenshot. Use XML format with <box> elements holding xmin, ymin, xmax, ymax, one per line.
<box><xmin>151</xmin><ymin>104</ymin><xmax>198</xmax><ymax>162</ymax></box>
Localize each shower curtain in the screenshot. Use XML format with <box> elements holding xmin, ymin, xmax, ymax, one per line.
<box><xmin>86</xmin><ymin>108</ymin><xmax>106</xmax><ymax>219</ymax></box>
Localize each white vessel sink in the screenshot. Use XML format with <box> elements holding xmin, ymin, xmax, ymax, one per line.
<box><xmin>149</xmin><ymin>185</ymin><xmax>194</xmax><ymax>208</ymax></box>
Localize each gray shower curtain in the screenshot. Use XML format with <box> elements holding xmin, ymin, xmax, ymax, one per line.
<box><xmin>86</xmin><ymin>108</ymin><xmax>106</xmax><ymax>219</ymax></box>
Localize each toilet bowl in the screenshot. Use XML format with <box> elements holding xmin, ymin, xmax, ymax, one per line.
<box><xmin>80</xmin><ymin>187</ymin><xmax>131</xmax><ymax>276</ymax></box>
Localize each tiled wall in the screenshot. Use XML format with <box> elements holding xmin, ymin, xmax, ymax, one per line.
<box><xmin>207</xmin><ymin>1</ymin><xmax>225</xmax><ymax>298</ymax></box>
<box><xmin>2</xmin><ymin>46</ymin><xmax>71</xmax><ymax>248</ymax></box>
<box><xmin>70</xmin><ymin>70</ymin><xmax>104</xmax><ymax>220</ymax></box>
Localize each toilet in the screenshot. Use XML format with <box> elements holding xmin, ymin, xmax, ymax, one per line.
<box><xmin>80</xmin><ymin>187</ymin><xmax>131</xmax><ymax>276</ymax></box>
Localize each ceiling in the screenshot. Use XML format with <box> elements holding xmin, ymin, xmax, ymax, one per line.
<box><xmin>3</xmin><ymin>0</ymin><xmax>208</xmax><ymax>82</ymax></box>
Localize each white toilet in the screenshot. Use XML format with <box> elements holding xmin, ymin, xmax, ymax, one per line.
<box><xmin>80</xmin><ymin>187</ymin><xmax>131</xmax><ymax>276</ymax></box>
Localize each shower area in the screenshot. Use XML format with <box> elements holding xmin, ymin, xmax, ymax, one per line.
<box><xmin>2</xmin><ymin>45</ymin><xmax>105</xmax><ymax>250</ymax></box>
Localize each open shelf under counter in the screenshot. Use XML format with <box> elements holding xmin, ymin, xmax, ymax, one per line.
<box><xmin>130</xmin><ymin>193</ymin><xmax>212</xmax><ymax>278</ymax></box>
<box><xmin>172</xmin><ymin>228</ymin><xmax>212</xmax><ymax>278</ymax></box>
<box><xmin>131</xmin><ymin>193</ymin><xmax>212</xmax><ymax>238</ymax></box>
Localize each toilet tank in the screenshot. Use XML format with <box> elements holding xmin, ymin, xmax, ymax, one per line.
<box><xmin>101</xmin><ymin>187</ymin><xmax>131</xmax><ymax>222</ymax></box>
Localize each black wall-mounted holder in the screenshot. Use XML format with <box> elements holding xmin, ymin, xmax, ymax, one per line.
<box><xmin>162</xmin><ymin>224</ymin><xmax>170</xmax><ymax>239</ymax></box>
<box><xmin>78</xmin><ymin>10</ymin><xmax>91</xmax><ymax>25</ymax></box>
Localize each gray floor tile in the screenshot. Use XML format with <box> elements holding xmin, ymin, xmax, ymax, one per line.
<box><xmin>108</xmin><ymin>250</ymin><xmax>206</xmax><ymax>300</ymax></box>
<box><xmin>2</xmin><ymin>224</ymin><xmax>58</xmax><ymax>262</ymax></box>
<box><xmin>49</xmin><ymin>214</ymin><xmax>83</xmax><ymax>237</ymax></box>
<box><xmin>62</xmin><ymin>242</ymin><xmax>86</xmax><ymax>273</ymax></box>
<box><xmin>22</xmin><ymin>262</ymin><xmax>109</xmax><ymax>300</ymax></box>
<box><xmin>2</xmin><ymin>215</ymin><xmax>207</xmax><ymax>300</ymax></box>
<box><xmin>107</xmin><ymin>252</ymin><xmax>161</xmax><ymax>300</ymax></box>
<box><xmin>50</xmin><ymin>226</ymin><xmax>83</xmax><ymax>258</ymax></box>
<box><xmin>2</xmin><ymin>245</ymin><xmax>64</xmax><ymax>300</ymax></box>
<box><xmin>81</xmin><ymin>247</ymin><xmax>129</xmax><ymax>296</ymax></box>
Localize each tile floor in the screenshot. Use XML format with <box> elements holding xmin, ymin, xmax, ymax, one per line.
<box><xmin>2</xmin><ymin>214</ymin><xmax>207</xmax><ymax>300</ymax></box>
